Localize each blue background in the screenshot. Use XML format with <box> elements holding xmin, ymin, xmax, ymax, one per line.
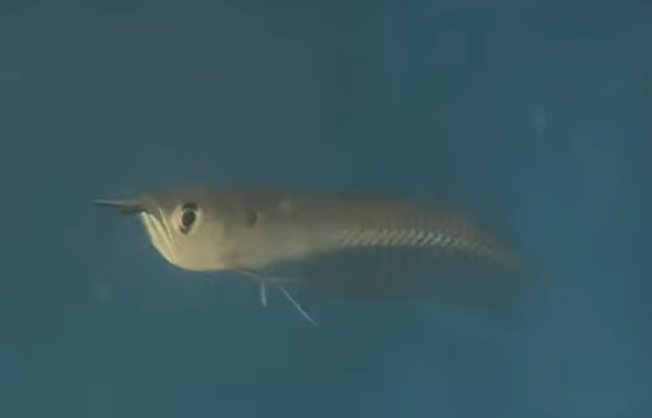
<box><xmin>1</xmin><ymin>0</ymin><xmax>650</xmax><ymax>417</ymax></box>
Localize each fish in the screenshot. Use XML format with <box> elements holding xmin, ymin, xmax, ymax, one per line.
<box><xmin>95</xmin><ymin>186</ymin><xmax>524</xmax><ymax>324</ymax></box>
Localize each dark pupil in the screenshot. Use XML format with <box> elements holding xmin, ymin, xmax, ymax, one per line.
<box><xmin>181</xmin><ymin>209</ymin><xmax>196</xmax><ymax>228</ymax></box>
<box><xmin>179</xmin><ymin>203</ymin><xmax>198</xmax><ymax>232</ymax></box>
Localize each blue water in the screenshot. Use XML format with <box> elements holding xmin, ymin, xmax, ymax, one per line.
<box><xmin>1</xmin><ymin>0</ymin><xmax>650</xmax><ymax>417</ymax></box>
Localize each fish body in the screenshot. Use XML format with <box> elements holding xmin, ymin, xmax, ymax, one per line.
<box><xmin>96</xmin><ymin>187</ymin><xmax>523</xmax><ymax>318</ymax></box>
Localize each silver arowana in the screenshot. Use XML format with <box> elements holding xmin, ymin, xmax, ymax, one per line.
<box><xmin>95</xmin><ymin>186</ymin><xmax>524</xmax><ymax>324</ymax></box>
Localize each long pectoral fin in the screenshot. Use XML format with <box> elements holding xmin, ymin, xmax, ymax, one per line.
<box><xmin>236</xmin><ymin>268</ymin><xmax>317</xmax><ymax>325</ymax></box>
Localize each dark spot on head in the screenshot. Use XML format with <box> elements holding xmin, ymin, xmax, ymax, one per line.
<box><xmin>244</xmin><ymin>209</ymin><xmax>258</xmax><ymax>227</ymax></box>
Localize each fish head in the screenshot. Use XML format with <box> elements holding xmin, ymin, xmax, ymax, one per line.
<box><xmin>94</xmin><ymin>187</ymin><xmax>247</xmax><ymax>272</ymax></box>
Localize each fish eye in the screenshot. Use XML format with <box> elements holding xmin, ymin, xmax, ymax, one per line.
<box><xmin>178</xmin><ymin>202</ymin><xmax>199</xmax><ymax>234</ymax></box>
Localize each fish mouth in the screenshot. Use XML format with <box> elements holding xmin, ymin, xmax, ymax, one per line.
<box><xmin>93</xmin><ymin>195</ymin><xmax>166</xmax><ymax>227</ymax></box>
<box><xmin>93</xmin><ymin>197</ymin><xmax>146</xmax><ymax>215</ymax></box>
<box><xmin>94</xmin><ymin>195</ymin><xmax>179</xmax><ymax>264</ymax></box>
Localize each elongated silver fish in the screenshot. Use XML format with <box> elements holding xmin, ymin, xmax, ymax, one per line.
<box><xmin>95</xmin><ymin>186</ymin><xmax>523</xmax><ymax>323</ymax></box>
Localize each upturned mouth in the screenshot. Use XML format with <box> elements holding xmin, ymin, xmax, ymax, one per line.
<box><xmin>93</xmin><ymin>198</ymin><xmax>145</xmax><ymax>215</ymax></box>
